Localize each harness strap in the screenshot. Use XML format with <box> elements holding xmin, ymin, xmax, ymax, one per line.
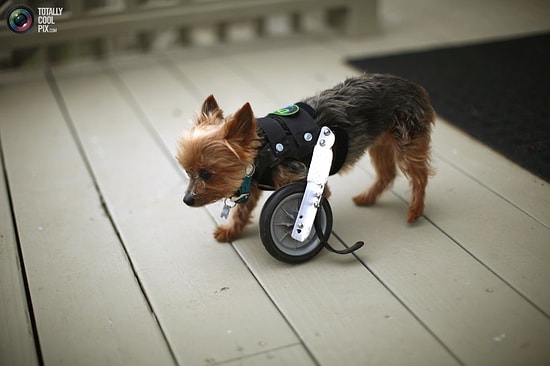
<box><xmin>313</xmin><ymin>209</ymin><xmax>365</xmax><ymax>255</ymax></box>
<box><xmin>254</xmin><ymin>102</ymin><xmax>319</xmax><ymax>188</ymax></box>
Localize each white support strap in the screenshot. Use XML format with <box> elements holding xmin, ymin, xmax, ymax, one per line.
<box><xmin>291</xmin><ymin>126</ymin><xmax>335</xmax><ymax>242</ymax></box>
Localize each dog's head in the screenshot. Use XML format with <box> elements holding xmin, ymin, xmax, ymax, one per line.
<box><xmin>177</xmin><ymin>95</ymin><xmax>260</xmax><ymax>207</ymax></box>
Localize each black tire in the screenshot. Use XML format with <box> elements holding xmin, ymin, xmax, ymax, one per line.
<box><xmin>259</xmin><ymin>182</ymin><xmax>332</xmax><ymax>263</ymax></box>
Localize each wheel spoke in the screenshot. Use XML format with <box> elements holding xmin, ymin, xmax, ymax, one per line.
<box><xmin>275</xmin><ymin>221</ymin><xmax>294</xmax><ymax>228</ymax></box>
<box><xmin>277</xmin><ymin>230</ymin><xmax>291</xmax><ymax>242</ymax></box>
<box><xmin>280</xmin><ymin>206</ymin><xmax>296</xmax><ymax>221</ymax></box>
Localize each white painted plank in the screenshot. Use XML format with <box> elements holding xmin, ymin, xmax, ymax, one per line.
<box><xmin>162</xmin><ymin>50</ymin><xmax>460</xmax><ymax>366</ymax></box>
<box><xmin>433</xmin><ymin>119</ymin><xmax>550</xmax><ymax>226</ymax></box>
<box><xmin>233</xmin><ymin>220</ymin><xmax>461</xmax><ymax>366</ymax></box>
<box><xmin>163</xmin><ymin>52</ymin><xmax>278</xmax><ymax>116</ymax></box>
<box><xmin>388</xmin><ymin>150</ymin><xmax>550</xmax><ymax>315</ymax></box>
<box><xmin>0</xmin><ymin>142</ymin><xmax>39</xmax><ymax>366</ymax></box>
<box><xmin>107</xmin><ymin>53</ymin><xmax>201</xmax><ymax>155</ymax></box>
<box><xmin>0</xmin><ymin>76</ymin><xmax>175</xmax><ymax>365</ymax></box>
<box><xmin>51</xmin><ymin>63</ymin><xmax>306</xmax><ymax>366</ymax></box>
<box><xmin>330</xmin><ymin>164</ymin><xmax>550</xmax><ymax>366</ymax></box>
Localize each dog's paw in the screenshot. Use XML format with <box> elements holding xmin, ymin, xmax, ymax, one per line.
<box><xmin>214</xmin><ymin>225</ymin><xmax>239</xmax><ymax>243</ymax></box>
<box><xmin>352</xmin><ymin>193</ymin><xmax>376</xmax><ymax>206</ymax></box>
<box><xmin>407</xmin><ymin>207</ymin><xmax>424</xmax><ymax>223</ymax></box>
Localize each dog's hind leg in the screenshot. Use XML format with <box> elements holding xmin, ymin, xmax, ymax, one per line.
<box><xmin>395</xmin><ymin>133</ymin><xmax>433</xmax><ymax>223</ymax></box>
<box><xmin>353</xmin><ymin>132</ymin><xmax>397</xmax><ymax>206</ymax></box>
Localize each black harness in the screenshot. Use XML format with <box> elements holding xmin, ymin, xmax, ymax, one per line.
<box><xmin>253</xmin><ymin>102</ymin><xmax>348</xmax><ymax>189</ymax></box>
<box><xmin>227</xmin><ymin>103</ymin><xmax>364</xmax><ymax>256</ymax></box>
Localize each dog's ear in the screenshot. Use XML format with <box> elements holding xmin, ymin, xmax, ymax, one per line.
<box><xmin>224</xmin><ymin>102</ymin><xmax>256</xmax><ymax>142</ymax></box>
<box><xmin>201</xmin><ymin>95</ymin><xmax>221</xmax><ymax>116</ymax></box>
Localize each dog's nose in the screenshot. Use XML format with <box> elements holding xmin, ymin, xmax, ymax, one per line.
<box><xmin>183</xmin><ymin>193</ymin><xmax>195</xmax><ymax>206</ymax></box>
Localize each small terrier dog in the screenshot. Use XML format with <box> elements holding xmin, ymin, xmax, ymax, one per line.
<box><xmin>177</xmin><ymin>74</ymin><xmax>435</xmax><ymax>242</ymax></box>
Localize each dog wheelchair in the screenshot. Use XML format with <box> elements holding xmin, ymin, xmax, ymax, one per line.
<box><xmin>258</xmin><ymin>126</ymin><xmax>364</xmax><ymax>263</ymax></box>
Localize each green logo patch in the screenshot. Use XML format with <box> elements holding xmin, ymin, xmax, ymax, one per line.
<box><xmin>272</xmin><ymin>104</ymin><xmax>300</xmax><ymax>116</ymax></box>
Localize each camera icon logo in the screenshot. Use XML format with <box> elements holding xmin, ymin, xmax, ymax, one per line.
<box><xmin>6</xmin><ymin>5</ymin><xmax>35</xmax><ymax>34</ymax></box>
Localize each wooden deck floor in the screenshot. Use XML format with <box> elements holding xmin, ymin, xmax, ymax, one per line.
<box><xmin>2</xmin><ymin>1</ymin><xmax>550</xmax><ymax>365</ymax></box>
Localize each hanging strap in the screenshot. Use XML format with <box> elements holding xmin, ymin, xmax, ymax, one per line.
<box><xmin>313</xmin><ymin>204</ymin><xmax>364</xmax><ymax>255</ymax></box>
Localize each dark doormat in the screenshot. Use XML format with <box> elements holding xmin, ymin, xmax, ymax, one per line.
<box><xmin>347</xmin><ymin>32</ymin><xmax>550</xmax><ymax>182</ymax></box>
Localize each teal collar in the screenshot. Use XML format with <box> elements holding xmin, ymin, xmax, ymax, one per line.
<box><xmin>229</xmin><ymin>164</ymin><xmax>255</xmax><ymax>204</ymax></box>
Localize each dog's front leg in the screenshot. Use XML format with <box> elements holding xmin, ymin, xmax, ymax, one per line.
<box><xmin>214</xmin><ymin>183</ymin><xmax>262</xmax><ymax>242</ymax></box>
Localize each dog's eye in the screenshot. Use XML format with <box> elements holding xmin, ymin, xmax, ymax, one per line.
<box><xmin>198</xmin><ymin>169</ymin><xmax>212</xmax><ymax>181</ymax></box>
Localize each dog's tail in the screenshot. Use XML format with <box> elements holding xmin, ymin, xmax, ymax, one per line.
<box><xmin>389</xmin><ymin>82</ymin><xmax>437</xmax><ymax>184</ymax></box>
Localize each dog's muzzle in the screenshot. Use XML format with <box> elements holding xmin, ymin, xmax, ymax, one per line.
<box><xmin>183</xmin><ymin>193</ymin><xmax>195</xmax><ymax>206</ymax></box>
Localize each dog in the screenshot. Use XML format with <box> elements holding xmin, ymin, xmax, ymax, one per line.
<box><xmin>177</xmin><ymin>73</ymin><xmax>435</xmax><ymax>242</ymax></box>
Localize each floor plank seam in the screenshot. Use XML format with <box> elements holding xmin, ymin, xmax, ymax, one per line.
<box><xmin>329</xmin><ymin>232</ymin><xmax>466</xmax><ymax>366</ymax></box>
<box><xmin>44</xmin><ymin>69</ymin><xmax>181</xmax><ymax>365</ymax></box>
<box><xmin>353</xmin><ymin>160</ymin><xmax>550</xmax><ymax>319</ymax></box>
<box><xmin>386</xmin><ymin>178</ymin><xmax>550</xmax><ymax>320</ymax></box>
<box><xmin>199</xmin><ymin>208</ymin><xmax>324</xmax><ymax>362</ymax></box>
<box><xmin>133</xmin><ymin>56</ymin><xmax>325</xmax><ymax>363</ymax></box>
<box><xmin>105</xmin><ymin>59</ymin><xmax>321</xmax><ymax>365</ymax></box>
<box><xmin>159</xmin><ymin>53</ymin><xmax>208</xmax><ymax>103</ymax></box>
<box><xmin>433</xmin><ymin>150</ymin><xmax>549</xmax><ymax>230</ymax></box>
<box><xmin>106</xmin><ymin>62</ymin><xmax>186</xmax><ymax>176</ymax></box>
<box><xmin>418</xmin><ymin>212</ymin><xmax>550</xmax><ymax>320</ymax></box>
<box><xmin>220</xmin><ymin>51</ymin><xmax>287</xmax><ymax>103</ymax></box>
<box><xmin>209</xmin><ymin>342</ymin><xmax>309</xmax><ymax>366</ymax></box>
<box><xmin>228</xmin><ymin>247</ymin><xmax>322</xmax><ymax>366</ymax></box>
<box><xmin>0</xmin><ymin>133</ymin><xmax>44</xmax><ymax>366</ymax></box>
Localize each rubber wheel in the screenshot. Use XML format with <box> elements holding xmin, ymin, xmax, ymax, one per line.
<box><xmin>259</xmin><ymin>182</ymin><xmax>332</xmax><ymax>264</ymax></box>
